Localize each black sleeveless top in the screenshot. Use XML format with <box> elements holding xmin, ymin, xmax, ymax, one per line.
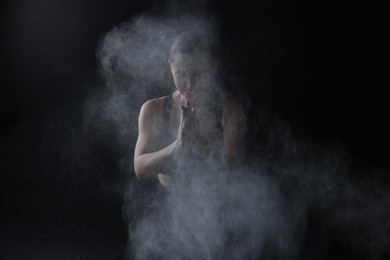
<box><xmin>158</xmin><ymin>93</ymin><xmax>225</xmax><ymax>179</ymax></box>
<box><xmin>159</xmin><ymin>93</ymin><xmax>174</xmax><ymax>148</ymax></box>
<box><xmin>160</xmin><ymin>93</ymin><xmax>224</xmax><ymax>148</ymax></box>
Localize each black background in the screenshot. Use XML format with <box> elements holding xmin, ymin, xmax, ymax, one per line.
<box><xmin>1</xmin><ymin>0</ymin><xmax>388</xmax><ymax>259</ymax></box>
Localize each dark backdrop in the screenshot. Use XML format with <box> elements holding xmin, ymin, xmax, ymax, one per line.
<box><xmin>1</xmin><ymin>0</ymin><xmax>388</xmax><ymax>259</ymax></box>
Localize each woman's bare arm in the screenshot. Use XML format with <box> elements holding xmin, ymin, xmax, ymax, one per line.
<box><xmin>134</xmin><ymin>98</ymin><xmax>247</xmax><ymax>184</ymax></box>
<box><xmin>223</xmin><ymin>101</ymin><xmax>247</xmax><ymax>173</ymax></box>
<box><xmin>133</xmin><ymin>99</ymin><xmax>178</xmax><ymax>180</ymax></box>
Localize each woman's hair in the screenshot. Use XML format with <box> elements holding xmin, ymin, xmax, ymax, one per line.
<box><xmin>169</xmin><ymin>32</ymin><xmax>214</xmax><ymax>61</ymax></box>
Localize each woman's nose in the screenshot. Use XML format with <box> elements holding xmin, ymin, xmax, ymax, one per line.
<box><xmin>186</xmin><ymin>74</ymin><xmax>199</xmax><ymax>89</ymax></box>
<box><xmin>185</xmin><ymin>75</ymin><xmax>194</xmax><ymax>90</ymax></box>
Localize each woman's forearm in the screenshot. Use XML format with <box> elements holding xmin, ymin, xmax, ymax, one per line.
<box><xmin>134</xmin><ymin>141</ymin><xmax>178</xmax><ymax>180</ymax></box>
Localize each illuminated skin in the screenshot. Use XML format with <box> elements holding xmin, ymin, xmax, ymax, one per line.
<box><xmin>169</xmin><ymin>53</ymin><xmax>214</xmax><ymax>107</ymax></box>
<box><xmin>133</xmin><ymin>52</ymin><xmax>246</xmax><ymax>187</ymax></box>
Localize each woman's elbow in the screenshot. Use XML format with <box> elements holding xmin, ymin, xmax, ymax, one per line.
<box><xmin>134</xmin><ymin>170</ymin><xmax>143</xmax><ymax>181</ymax></box>
<box><xmin>134</xmin><ymin>157</ymin><xmax>153</xmax><ymax>181</ymax></box>
<box><xmin>133</xmin><ymin>158</ymin><xmax>144</xmax><ymax>181</ymax></box>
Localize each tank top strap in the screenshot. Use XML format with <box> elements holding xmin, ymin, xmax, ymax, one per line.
<box><xmin>162</xmin><ymin>93</ymin><xmax>173</xmax><ymax>131</ymax></box>
<box><xmin>215</xmin><ymin>103</ymin><xmax>223</xmax><ymax>132</ymax></box>
<box><xmin>214</xmin><ymin>94</ymin><xmax>224</xmax><ymax>132</ymax></box>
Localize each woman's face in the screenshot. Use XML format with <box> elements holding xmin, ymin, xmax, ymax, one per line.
<box><xmin>169</xmin><ymin>52</ymin><xmax>215</xmax><ymax>106</ymax></box>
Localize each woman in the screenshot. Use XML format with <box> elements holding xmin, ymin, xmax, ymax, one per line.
<box><xmin>133</xmin><ymin>32</ymin><xmax>246</xmax><ymax>188</ymax></box>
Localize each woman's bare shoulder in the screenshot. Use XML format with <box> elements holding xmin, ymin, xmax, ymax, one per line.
<box><xmin>139</xmin><ymin>95</ymin><xmax>172</xmax><ymax>124</ymax></box>
<box><xmin>140</xmin><ymin>95</ymin><xmax>170</xmax><ymax>115</ymax></box>
<box><xmin>223</xmin><ymin>99</ymin><xmax>243</xmax><ymax>109</ymax></box>
<box><xmin>223</xmin><ymin>100</ymin><xmax>246</xmax><ymax>120</ymax></box>
<box><xmin>142</xmin><ymin>96</ymin><xmax>165</xmax><ymax>110</ymax></box>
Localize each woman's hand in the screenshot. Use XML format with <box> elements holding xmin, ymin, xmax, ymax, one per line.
<box><xmin>175</xmin><ymin>101</ymin><xmax>193</xmax><ymax>151</ymax></box>
<box><xmin>175</xmin><ymin>102</ymin><xmax>210</xmax><ymax>159</ymax></box>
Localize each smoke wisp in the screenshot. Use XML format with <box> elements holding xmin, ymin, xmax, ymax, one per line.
<box><xmin>90</xmin><ymin>11</ymin><xmax>390</xmax><ymax>260</ymax></box>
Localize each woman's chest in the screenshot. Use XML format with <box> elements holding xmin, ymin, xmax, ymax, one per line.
<box><xmin>168</xmin><ymin>107</ymin><xmax>220</xmax><ymax>142</ymax></box>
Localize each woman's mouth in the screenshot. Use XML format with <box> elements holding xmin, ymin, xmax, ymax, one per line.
<box><xmin>184</xmin><ymin>89</ymin><xmax>192</xmax><ymax>100</ymax></box>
